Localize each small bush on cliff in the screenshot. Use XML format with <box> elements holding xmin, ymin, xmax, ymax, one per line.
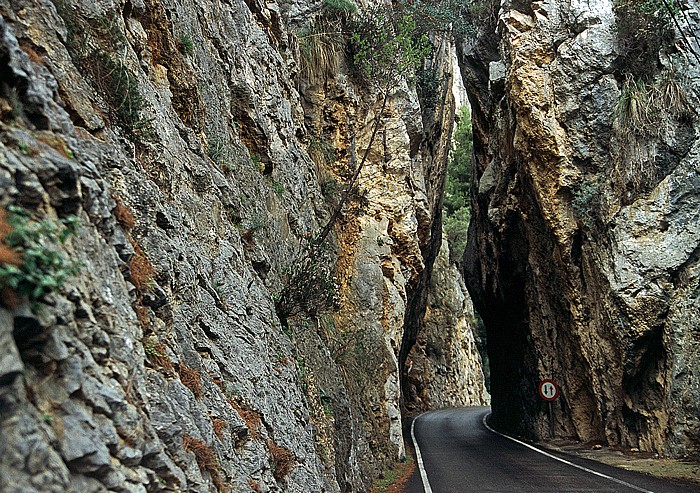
<box><xmin>571</xmin><ymin>176</ymin><xmax>603</xmax><ymax>228</ymax></box>
<box><xmin>274</xmin><ymin>242</ymin><xmax>339</xmax><ymax>322</ymax></box>
<box><xmin>0</xmin><ymin>206</ymin><xmax>79</xmax><ymax>306</ymax></box>
<box><xmin>613</xmin><ymin>0</ymin><xmax>680</xmax><ymax>78</ymax></box>
<box><xmin>350</xmin><ymin>6</ymin><xmax>431</xmax><ymax>89</ymax></box>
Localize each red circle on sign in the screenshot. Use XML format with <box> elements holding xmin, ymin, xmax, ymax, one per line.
<box><xmin>538</xmin><ymin>379</ymin><xmax>559</xmax><ymax>401</ymax></box>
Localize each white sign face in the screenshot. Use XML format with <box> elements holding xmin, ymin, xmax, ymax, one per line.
<box><xmin>538</xmin><ymin>379</ymin><xmax>559</xmax><ymax>401</ymax></box>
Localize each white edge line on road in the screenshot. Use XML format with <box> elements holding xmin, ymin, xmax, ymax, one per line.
<box><xmin>410</xmin><ymin>414</ymin><xmax>433</xmax><ymax>493</ymax></box>
<box><xmin>482</xmin><ymin>412</ymin><xmax>654</xmax><ymax>493</ymax></box>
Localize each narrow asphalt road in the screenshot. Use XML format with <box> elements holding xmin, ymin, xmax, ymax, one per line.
<box><xmin>404</xmin><ymin>407</ymin><xmax>698</xmax><ymax>493</ymax></box>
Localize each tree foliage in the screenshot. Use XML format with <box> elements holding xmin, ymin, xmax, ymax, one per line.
<box><xmin>350</xmin><ymin>6</ymin><xmax>432</xmax><ymax>89</ymax></box>
<box><xmin>443</xmin><ymin>106</ymin><xmax>473</xmax><ymax>263</ymax></box>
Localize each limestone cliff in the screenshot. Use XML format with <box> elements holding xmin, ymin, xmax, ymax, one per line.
<box><xmin>406</xmin><ymin>236</ymin><xmax>489</xmax><ymax>411</ymax></box>
<box><xmin>0</xmin><ymin>0</ymin><xmax>486</xmax><ymax>491</ymax></box>
<box><xmin>460</xmin><ymin>0</ymin><xmax>700</xmax><ymax>456</ymax></box>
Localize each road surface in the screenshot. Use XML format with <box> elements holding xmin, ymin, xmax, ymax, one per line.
<box><xmin>405</xmin><ymin>407</ymin><xmax>698</xmax><ymax>493</ymax></box>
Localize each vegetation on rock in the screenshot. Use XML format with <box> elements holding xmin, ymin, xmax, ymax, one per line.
<box><xmin>0</xmin><ymin>205</ymin><xmax>79</xmax><ymax>306</ymax></box>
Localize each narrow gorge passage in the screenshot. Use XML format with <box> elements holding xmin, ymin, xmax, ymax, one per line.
<box><xmin>0</xmin><ymin>0</ymin><xmax>698</xmax><ymax>491</ymax></box>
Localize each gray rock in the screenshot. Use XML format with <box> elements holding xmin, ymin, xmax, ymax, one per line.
<box><xmin>0</xmin><ymin>309</ymin><xmax>23</xmax><ymax>385</ymax></box>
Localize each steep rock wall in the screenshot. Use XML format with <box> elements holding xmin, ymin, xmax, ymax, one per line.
<box><xmin>461</xmin><ymin>0</ymin><xmax>700</xmax><ymax>456</ymax></box>
<box><xmin>0</xmin><ymin>0</ymin><xmax>481</xmax><ymax>491</ymax></box>
<box><xmin>406</xmin><ymin>236</ymin><xmax>489</xmax><ymax>411</ymax></box>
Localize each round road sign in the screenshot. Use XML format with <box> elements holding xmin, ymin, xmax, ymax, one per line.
<box><xmin>538</xmin><ymin>379</ymin><xmax>559</xmax><ymax>401</ymax></box>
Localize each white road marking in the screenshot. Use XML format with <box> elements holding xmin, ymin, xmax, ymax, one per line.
<box><xmin>482</xmin><ymin>413</ymin><xmax>655</xmax><ymax>493</ymax></box>
<box><xmin>410</xmin><ymin>414</ymin><xmax>433</xmax><ymax>493</ymax></box>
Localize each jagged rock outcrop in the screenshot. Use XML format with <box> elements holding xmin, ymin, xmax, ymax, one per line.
<box><xmin>460</xmin><ymin>0</ymin><xmax>700</xmax><ymax>456</ymax></box>
<box><xmin>0</xmin><ymin>0</ymin><xmax>485</xmax><ymax>491</ymax></box>
<box><xmin>406</xmin><ymin>236</ymin><xmax>489</xmax><ymax>411</ymax></box>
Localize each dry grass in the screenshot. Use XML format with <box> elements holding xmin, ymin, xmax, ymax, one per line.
<box><xmin>35</xmin><ymin>132</ymin><xmax>73</xmax><ymax>159</ymax></box>
<box><xmin>267</xmin><ymin>440</ymin><xmax>295</xmax><ymax>482</ymax></box>
<box><xmin>0</xmin><ymin>207</ymin><xmax>22</xmax><ymax>308</ymax></box>
<box><xmin>145</xmin><ymin>341</ymin><xmax>174</xmax><ymax>373</ymax></box>
<box><xmin>297</xmin><ymin>19</ymin><xmax>345</xmax><ymax>84</ymax></box>
<box><xmin>0</xmin><ymin>207</ymin><xmax>20</xmax><ymax>266</ymax></box>
<box><xmin>113</xmin><ymin>199</ymin><xmax>136</xmax><ymax>230</ymax></box>
<box><xmin>134</xmin><ymin>302</ymin><xmax>151</xmax><ymax>328</ymax></box>
<box><xmin>183</xmin><ymin>435</ymin><xmax>226</xmax><ymax>491</ymax></box>
<box><xmin>212</xmin><ymin>417</ymin><xmax>227</xmax><ymax>440</ymax></box>
<box><xmin>229</xmin><ymin>400</ymin><xmax>261</xmax><ymax>439</ymax></box>
<box><xmin>19</xmin><ymin>41</ymin><xmax>44</xmax><ymax>65</ymax></box>
<box><xmin>129</xmin><ymin>243</ymin><xmax>155</xmax><ymax>291</ymax></box>
<box><xmin>178</xmin><ymin>363</ymin><xmax>203</xmax><ymax>398</ymax></box>
<box><xmin>612</xmin><ymin>70</ymin><xmax>693</xmax><ymax>195</ymax></box>
<box><xmin>370</xmin><ymin>456</ymin><xmax>416</xmax><ymax>493</ymax></box>
<box><xmin>248</xmin><ymin>479</ymin><xmax>263</xmax><ymax>492</ymax></box>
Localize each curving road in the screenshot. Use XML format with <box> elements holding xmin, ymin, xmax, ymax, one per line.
<box><xmin>404</xmin><ymin>407</ymin><xmax>697</xmax><ymax>493</ymax></box>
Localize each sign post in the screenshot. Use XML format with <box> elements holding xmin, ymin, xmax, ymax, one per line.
<box><xmin>538</xmin><ymin>379</ymin><xmax>559</xmax><ymax>438</ymax></box>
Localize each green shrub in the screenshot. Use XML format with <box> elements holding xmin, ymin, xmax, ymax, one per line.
<box><xmin>395</xmin><ymin>0</ymin><xmax>476</xmax><ymax>37</ymax></box>
<box><xmin>350</xmin><ymin>6</ymin><xmax>431</xmax><ymax>88</ymax></box>
<box><xmin>572</xmin><ymin>177</ymin><xmax>601</xmax><ymax>219</ymax></box>
<box><xmin>177</xmin><ymin>34</ymin><xmax>194</xmax><ymax>56</ymax></box>
<box><xmin>53</xmin><ymin>3</ymin><xmax>155</xmax><ymax>141</ymax></box>
<box><xmin>444</xmin><ymin>106</ymin><xmax>472</xmax><ymax>215</ymax></box>
<box><xmin>416</xmin><ymin>67</ymin><xmax>444</xmax><ymax>108</ymax></box>
<box><xmin>322</xmin><ymin>0</ymin><xmax>358</xmax><ymax>18</ymax></box>
<box><xmin>0</xmin><ymin>206</ymin><xmax>79</xmax><ymax>302</ymax></box>
<box><xmin>84</xmin><ymin>51</ymin><xmax>154</xmax><ymax>140</ymax></box>
<box><xmin>444</xmin><ymin>207</ymin><xmax>470</xmax><ymax>263</ymax></box>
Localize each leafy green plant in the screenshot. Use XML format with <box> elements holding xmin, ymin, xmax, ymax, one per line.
<box><xmin>16</xmin><ymin>142</ymin><xmax>35</xmax><ymax>156</ymax></box>
<box><xmin>270</xmin><ymin>181</ymin><xmax>285</xmax><ymax>197</ymax></box>
<box><xmin>395</xmin><ymin>0</ymin><xmax>476</xmax><ymax>37</ymax></box>
<box><xmin>321</xmin><ymin>178</ymin><xmax>341</xmax><ymax>197</ymax></box>
<box><xmin>177</xmin><ymin>33</ymin><xmax>194</xmax><ymax>56</ymax></box>
<box><xmin>416</xmin><ymin>67</ymin><xmax>444</xmax><ymax>108</ymax></box>
<box><xmin>444</xmin><ymin>207</ymin><xmax>470</xmax><ymax>263</ymax></box>
<box><xmin>0</xmin><ymin>206</ymin><xmax>79</xmax><ymax>302</ymax></box>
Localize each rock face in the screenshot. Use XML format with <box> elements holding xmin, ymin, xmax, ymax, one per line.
<box><xmin>0</xmin><ymin>0</ymin><xmax>486</xmax><ymax>492</ymax></box>
<box><xmin>406</xmin><ymin>236</ymin><xmax>489</xmax><ymax>411</ymax></box>
<box><xmin>460</xmin><ymin>0</ymin><xmax>700</xmax><ymax>456</ymax></box>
